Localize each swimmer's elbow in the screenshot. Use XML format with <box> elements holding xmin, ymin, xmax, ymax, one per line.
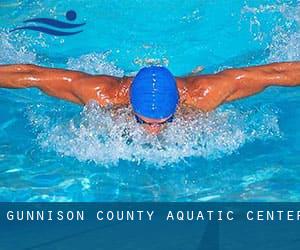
<box><xmin>219</xmin><ymin>68</ymin><xmax>248</xmax><ymax>81</ymax></box>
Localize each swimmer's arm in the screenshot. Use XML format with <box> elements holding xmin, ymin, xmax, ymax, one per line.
<box><xmin>224</xmin><ymin>62</ymin><xmax>300</xmax><ymax>101</ymax></box>
<box><xmin>0</xmin><ymin>64</ymin><xmax>129</xmax><ymax>105</ymax></box>
<box><xmin>0</xmin><ymin>64</ymin><xmax>89</xmax><ymax>103</ymax></box>
<box><xmin>182</xmin><ymin>62</ymin><xmax>300</xmax><ymax>111</ymax></box>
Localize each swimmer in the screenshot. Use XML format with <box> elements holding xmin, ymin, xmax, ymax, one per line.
<box><xmin>0</xmin><ymin>62</ymin><xmax>300</xmax><ymax>134</ymax></box>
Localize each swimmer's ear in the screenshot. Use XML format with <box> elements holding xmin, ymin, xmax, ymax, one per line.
<box><xmin>190</xmin><ymin>65</ymin><xmax>204</xmax><ymax>76</ymax></box>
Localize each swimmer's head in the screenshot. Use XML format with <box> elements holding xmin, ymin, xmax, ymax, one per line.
<box><xmin>129</xmin><ymin>66</ymin><xmax>179</xmax><ymax>130</ymax></box>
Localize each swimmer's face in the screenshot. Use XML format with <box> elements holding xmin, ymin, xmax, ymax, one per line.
<box><xmin>135</xmin><ymin>114</ymin><xmax>171</xmax><ymax>135</ymax></box>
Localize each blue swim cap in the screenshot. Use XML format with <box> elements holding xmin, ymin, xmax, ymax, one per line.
<box><xmin>130</xmin><ymin>66</ymin><xmax>179</xmax><ymax>120</ymax></box>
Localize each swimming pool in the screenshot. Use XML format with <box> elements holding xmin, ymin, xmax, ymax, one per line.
<box><xmin>0</xmin><ymin>0</ymin><xmax>299</xmax><ymax>201</ymax></box>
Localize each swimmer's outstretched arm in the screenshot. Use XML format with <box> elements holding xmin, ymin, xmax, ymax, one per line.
<box><xmin>183</xmin><ymin>62</ymin><xmax>300</xmax><ymax>111</ymax></box>
<box><xmin>0</xmin><ymin>64</ymin><xmax>130</xmax><ymax>106</ymax></box>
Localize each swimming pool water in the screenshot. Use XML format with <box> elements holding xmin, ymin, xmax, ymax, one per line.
<box><xmin>0</xmin><ymin>0</ymin><xmax>299</xmax><ymax>201</ymax></box>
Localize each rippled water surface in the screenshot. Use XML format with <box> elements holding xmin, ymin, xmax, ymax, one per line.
<box><xmin>0</xmin><ymin>0</ymin><xmax>299</xmax><ymax>201</ymax></box>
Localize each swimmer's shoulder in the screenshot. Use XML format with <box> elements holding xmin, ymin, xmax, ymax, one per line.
<box><xmin>176</xmin><ymin>73</ymin><xmax>237</xmax><ymax>112</ymax></box>
<box><xmin>72</xmin><ymin>75</ymin><xmax>132</xmax><ymax>106</ymax></box>
<box><xmin>176</xmin><ymin>75</ymin><xmax>212</xmax><ymax>106</ymax></box>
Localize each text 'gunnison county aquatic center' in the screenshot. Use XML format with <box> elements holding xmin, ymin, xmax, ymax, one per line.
<box><xmin>5</xmin><ymin>209</ymin><xmax>300</xmax><ymax>222</ymax></box>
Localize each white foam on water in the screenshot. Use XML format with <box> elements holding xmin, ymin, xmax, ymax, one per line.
<box><xmin>26</xmin><ymin>101</ymin><xmax>281</xmax><ymax>167</ymax></box>
<box><xmin>0</xmin><ymin>31</ymin><xmax>36</xmax><ymax>64</ymax></box>
<box><xmin>268</xmin><ymin>4</ymin><xmax>300</xmax><ymax>62</ymax></box>
<box><xmin>242</xmin><ymin>2</ymin><xmax>300</xmax><ymax>62</ymax></box>
<box><xmin>67</xmin><ymin>51</ymin><xmax>124</xmax><ymax>77</ymax></box>
<box><xmin>242</xmin><ymin>3</ymin><xmax>288</xmax><ymax>15</ymax></box>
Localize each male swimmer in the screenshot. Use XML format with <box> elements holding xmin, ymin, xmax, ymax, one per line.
<box><xmin>0</xmin><ymin>62</ymin><xmax>300</xmax><ymax>134</ymax></box>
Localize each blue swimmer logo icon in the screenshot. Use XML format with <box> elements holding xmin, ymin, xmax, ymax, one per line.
<box><xmin>10</xmin><ymin>10</ymin><xmax>85</xmax><ymax>36</ymax></box>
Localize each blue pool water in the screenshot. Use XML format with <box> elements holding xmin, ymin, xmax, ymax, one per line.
<box><xmin>0</xmin><ymin>0</ymin><xmax>299</xmax><ymax>201</ymax></box>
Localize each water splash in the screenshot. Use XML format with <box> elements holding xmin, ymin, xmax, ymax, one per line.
<box><xmin>0</xmin><ymin>31</ymin><xmax>36</xmax><ymax>64</ymax></box>
<box><xmin>26</xmin><ymin>101</ymin><xmax>281</xmax><ymax>167</ymax></box>
<box><xmin>268</xmin><ymin>4</ymin><xmax>300</xmax><ymax>62</ymax></box>
<box><xmin>180</xmin><ymin>8</ymin><xmax>201</xmax><ymax>23</ymax></box>
<box><xmin>67</xmin><ymin>51</ymin><xmax>124</xmax><ymax>76</ymax></box>
<box><xmin>242</xmin><ymin>2</ymin><xmax>300</xmax><ymax>62</ymax></box>
<box><xmin>133</xmin><ymin>57</ymin><xmax>169</xmax><ymax>67</ymax></box>
<box><xmin>242</xmin><ymin>3</ymin><xmax>288</xmax><ymax>15</ymax></box>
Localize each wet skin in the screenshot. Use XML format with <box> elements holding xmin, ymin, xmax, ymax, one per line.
<box><xmin>0</xmin><ymin>62</ymin><xmax>300</xmax><ymax>133</ymax></box>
